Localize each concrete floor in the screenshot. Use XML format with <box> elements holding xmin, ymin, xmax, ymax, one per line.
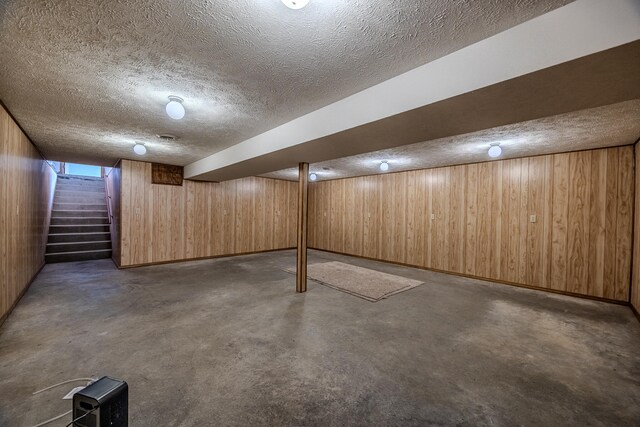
<box><xmin>0</xmin><ymin>249</ymin><xmax>639</xmax><ymax>426</ymax></box>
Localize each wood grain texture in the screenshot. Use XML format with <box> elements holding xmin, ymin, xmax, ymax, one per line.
<box><xmin>119</xmin><ymin>160</ymin><xmax>297</xmax><ymax>266</ymax></box>
<box><xmin>631</xmin><ymin>143</ymin><xmax>640</xmax><ymax>313</ymax></box>
<box><xmin>0</xmin><ymin>104</ymin><xmax>56</xmax><ymax>322</ymax></box>
<box><xmin>105</xmin><ymin>161</ymin><xmax>121</xmax><ymax>266</ymax></box>
<box><xmin>151</xmin><ymin>163</ymin><xmax>183</xmax><ymax>186</ymax></box>
<box><xmin>308</xmin><ymin>146</ymin><xmax>634</xmax><ymax>301</ymax></box>
<box><xmin>296</xmin><ymin>163</ymin><xmax>309</xmax><ymax>293</ymax></box>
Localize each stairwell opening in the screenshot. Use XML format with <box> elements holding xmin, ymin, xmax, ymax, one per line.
<box><xmin>46</xmin><ymin>163</ymin><xmax>113</xmax><ymax>263</ymax></box>
<box><xmin>64</xmin><ymin>163</ymin><xmax>102</xmax><ymax>177</ymax></box>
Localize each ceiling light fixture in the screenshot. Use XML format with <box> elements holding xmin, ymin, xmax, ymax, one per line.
<box><xmin>379</xmin><ymin>161</ymin><xmax>389</xmax><ymax>172</ymax></box>
<box><xmin>309</xmin><ymin>173</ymin><xmax>317</xmax><ymax>181</ymax></box>
<box><xmin>488</xmin><ymin>143</ymin><xmax>502</xmax><ymax>158</ymax></box>
<box><xmin>166</xmin><ymin>96</ymin><xmax>185</xmax><ymax>120</ymax></box>
<box><xmin>281</xmin><ymin>0</ymin><xmax>310</xmax><ymax>9</ymax></box>
<box><xmin>133</xmin><ymin>143</ymin><xmax>147</xmax><ymax>155</ymax></box>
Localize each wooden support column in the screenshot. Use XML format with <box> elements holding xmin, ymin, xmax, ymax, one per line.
<box><xmin>296</xmin><ymin>162</ymin><xmax>309</xmax><ymax>293</ymax></box>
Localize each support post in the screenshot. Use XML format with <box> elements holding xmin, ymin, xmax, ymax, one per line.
<box><xmin>296</xmin><ymin>162</ymin><xmax>309</xmax><ymax>293</ymax></box>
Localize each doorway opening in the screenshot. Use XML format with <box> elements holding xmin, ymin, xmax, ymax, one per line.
<box><xmin>52</xmin><ymin>162</ymin><xmax>104</xmax><ymax>177</ymax></box>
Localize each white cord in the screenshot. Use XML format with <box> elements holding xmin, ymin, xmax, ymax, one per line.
<box><xmin>32</xmin><ymin>377</ymin><xmax>96</xmax><ymax>395</ymax></box>
<box><xmin>30</xmin><ymin>377</ymin><xmax>97</xmax><ymax>427</ymax></box>
<box><xmin>31</xmin><ymin>410</ymin><xmax>72</xmax><ymax>427</ymax></box>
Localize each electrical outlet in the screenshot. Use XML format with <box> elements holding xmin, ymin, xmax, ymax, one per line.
<box><xmin>530</xmin><ymin>214</ymin><xmax>537</xmax><ymax>223</ymax></box>
<box><xmin>431</xmin><ymin>213</ymin><xmax>435</xmax><ymax>220</ymax></box>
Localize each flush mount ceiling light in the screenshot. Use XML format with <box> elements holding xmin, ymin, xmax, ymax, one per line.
<box><xmin>379</xmin><ymin>161</ymin><xmax>389</xmax><ymax>172</ymax></box>
<box><xmin>309</xmin><ymin>173</ymin><xmax>317</xmax><ymax>181</ymax></box>
<box><xmin>281</xmin><ymin>0</ymin><xmax>309</xmax><ymax>9</ymax></box>
<box><xmin>488</xmin><ymin>143</ymin><xmax>502</xmax><ymax>158</ymax></box>
<box><xmin>133</xmin><ymin>143</ymin><xmax>147</xmax><ymax>155</ymax></box>
<box><xmin>165</xmin><ymin>96</ymin><xmax>185</xmax><ymax>120</ymax></box>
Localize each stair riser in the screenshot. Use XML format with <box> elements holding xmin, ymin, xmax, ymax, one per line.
<box><xmin>53</xmin><ymin>203</ymin><xmax>107</xmax><ymax>211</ymax></box>
<box><xmin>45</xmin><ymin>250</ymin><xmax>112</xmax><ymax>263</ymax></box>
<box><xmin>57</xmin><ymin>175</ymin><xmax>103</xmax><ymax>182</ymax></box>
<box><xmin>48</xmin><ymin>233</ymin><xmax>111</xmax><ymax>243</ymax></box>
<box><xmin>57</xmin><ymin>184</ymin><xmax>104</xmax><ymax>189</ymax></box>
<box><xmin>56</xmin><ymin>181</ymin><xmax>104</xmax><ymax>191</ymax></box>
<box><xmin>51</xmin><ymin>217</ymin><xmax>110</xmax><ymax>225</ymax></box>
<box><xmin>55</xmin><ymin>196</ymin><xmax>106</xmax><ymax>204</ymax></box>
<box><xmin>51</xmin><ymin>210</ymin><xmax>108</xmax><ymax>218</ymax></box>
<box><xmin>56</xmin><ymin>190</ymin><xmax>105</xmax><ymax>197</ymax></box>
<box><xmin>49</xmin><ymin>225</ymin><xmax>110</xmax><ymax>233</ymax></box>
<box><xmin>46</xmin><ymin>241</ymin><xmax>112</xmax><ymax>253</ymax></box>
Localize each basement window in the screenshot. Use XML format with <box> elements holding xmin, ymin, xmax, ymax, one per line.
<box><xmin>63</xmin><ymin>163</ymin><xmax>102</xmax><ymax>177</ymax></box>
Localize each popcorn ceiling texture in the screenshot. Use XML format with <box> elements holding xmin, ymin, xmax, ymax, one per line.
<box><xmin>0</xmin><ymin>0</ymin><xmax>572</xmax><ymax>166</ymax></box>
<box><xmin>261</xmin><ymin>101</ymin><xmax>640</xmax><ymax>181</ymax></box>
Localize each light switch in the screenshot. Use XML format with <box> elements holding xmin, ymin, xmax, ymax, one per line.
<box><xmin>530</xmin><ymin>214</ymin><xmax>537</xmax><ymax>223</ymax></box>
<box><xmin>431</xmin><ymin>213</ymin><xmax>435</xmax><ymax>220</ymax></box>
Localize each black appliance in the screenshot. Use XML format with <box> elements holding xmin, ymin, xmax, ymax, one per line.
<box><xmin>72</xmin><ymin>376</ymin><xmax>128</xmax><ymax>426</ymax></box>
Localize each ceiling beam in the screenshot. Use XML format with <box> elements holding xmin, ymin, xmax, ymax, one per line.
<box><xmin>185</xmin><ymin>0</ymin><xmax>640</xmax><ymax>182</ymax></box>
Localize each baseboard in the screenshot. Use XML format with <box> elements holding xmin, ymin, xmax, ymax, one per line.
<box><xmin>0</xmin><ymin>262</ymin><xmax>45</xmax><ymax>328</ymax></box>
<box><xmin>631</xmin><ymin>304</ymin><xmax>640</xmax><ymax>324</ymax></box>
<box><xmin>111</xmin><ymin>254</ymin><xmax>121</xmax><ymax>268</ymax></box>
<box><xmin>117</xmin><ymin>247</ymin><xmax>296</xmax><ymax>269</ymax></box>
<box><xmin>309</xmin><ymin>247</ymin><xmax>629</xmax><ymax>306</ymax></box>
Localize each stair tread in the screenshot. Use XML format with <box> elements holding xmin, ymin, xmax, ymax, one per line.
<box><xmin>50</xmin><ymin>225</ymin><xmax>109</xmax><ymax>228</ymax></box>
<box><xmin>49</xmin><ymin>224</ymin><xmax>110</xmax><ymax>229</ymax></box>
<box><xmin>51</xmin><ymin>217</ymin><xmax>109</xmax><ymax>219</ymax></box>
<box><xmin>47</xmin><ymin>240</ymin><xmax>111</xmax><ymax>245</ymax></box>
<box><xmin>49</xmin><ymin>232</ymin><xmax>110</xmax><ymax>235</ymax></box>
<box><xmin>45</xmin><ymin>249</ymin><xmax>112</xmax><ymax>255</ymax></box>
<box><xmin>58</xmin><ymin>175</ymin><xmax>103</xmax><ymax>179</ymax></box>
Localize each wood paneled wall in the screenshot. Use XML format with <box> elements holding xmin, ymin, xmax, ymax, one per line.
<box><xmin>105</xmin><ymin>162</ymin><xmax>121</xmax><ymax>266</ymax></box>
<box><xmin>119</xmin><ymin>160</ymin><xmax>297</xmax><ymax>266</ymax></box>
<box><xmin>0</xmin><ymin>104</ymin><xmax>56</xmax><ymax>323</ymax></box>
<box><xmin>632</xmin><ymin>143</ymin><xmax>640</xmax><ymax>313</ymax></box>
<box><xmin>309</xmin><ymin>146</ymin><xmax>635</xmax><ymax>301</ymax></box>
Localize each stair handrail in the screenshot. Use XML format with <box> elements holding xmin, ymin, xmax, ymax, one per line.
<box><xmin>103</xmin><ymin>172</ymin><xmax>113</xmax><ymax>225</ymax></box>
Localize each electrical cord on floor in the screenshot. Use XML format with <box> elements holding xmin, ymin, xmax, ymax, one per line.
<box><xmin>32</xmin><ymin>377</ymin><xmax>96</xmax><ymax>395</ymax></box>
<box><xmin>31</xmin><ymin>410</ymin><xmax>72</xmax><ymax>427</ymax></box>
<box><xmin>64</xmin><ymin>406</ymin><xmax>98</xmax><ymax>427</ymax></box>
<box><xmin>30</xmin><ymin>377</ymin><xmax>97</xmax><ymax>427</ymax></box>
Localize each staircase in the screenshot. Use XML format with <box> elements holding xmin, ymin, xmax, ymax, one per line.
<box><xmin>45</xmin><ymin>174</ymin><xmax>112</xmax><ymax>263</ymax></box>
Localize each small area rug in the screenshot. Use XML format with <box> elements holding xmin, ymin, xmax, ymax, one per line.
<box><xmin>286</xmin><ymin>261</ymin><xmax>423</xmax><ymax>302</ymax></box>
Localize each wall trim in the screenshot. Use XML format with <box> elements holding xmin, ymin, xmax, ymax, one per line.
<box><xmin>309</xmin><ymin>247</ymin><xmax>630</xmax><ymax>306</ymax></box>
<box><xmin>631</xmin><ymin>304</ymin><xmax>640</xmax><ymax>324</ymax></box>
<box><xmin>0</xmin><ymin>263</ymin><xmax>45</xmax><ymax>329</ymax></box>
<box><xmin>117</xmin><ymin>247</ymin><xmax>296</xmax><ymax>269</ymax></box>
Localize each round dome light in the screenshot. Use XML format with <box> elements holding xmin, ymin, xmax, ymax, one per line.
<box><xmin>379</xmin><ymin>161</ymin><xmax>389</xmax><ymax>172</ymax></box>
<box><xmin>309</xmin><ymin>173</ymin><xmax>317</xmax><ymax>181</ymax></box>
<box><xmin>281</xmin><ymin>0</ymin><xmax>310</xmax><ymax>9</ymax></box>
<box><xmin>488</xmin><ymin>145</ymin><xmax>502</xmax><ymax>158</ymax></box>
<box><xmin>166</xmin><ymin>96</ymin><xmax>185</xmax><ymax>120</ymax></box>
<box><xmin>133</xmin><ymin>144</ymin><xmax>147</xmax><ymax>155</ymax></box>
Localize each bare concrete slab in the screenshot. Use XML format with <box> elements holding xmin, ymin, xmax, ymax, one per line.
<box><xmin>0</xmin><ymin>249</ymin><xmax>638</xmax><ymax>426</ymax></box>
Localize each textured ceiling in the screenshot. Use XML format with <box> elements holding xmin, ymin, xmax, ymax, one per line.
<box><xmin>261</xmin><ymin>100</ymin><xmax>640</xmax><ymax>181</ymax></box>
<box><xmin>0</xmin><ymin>0</ymin><xmax>573</xmax><ymax>166</ymax></box>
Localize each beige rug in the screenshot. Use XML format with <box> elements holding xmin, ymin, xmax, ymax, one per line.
<box><xmin>286</xmin><ymin>261</ymin><xmax>423</xmax><ymax>302</ymax></box>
